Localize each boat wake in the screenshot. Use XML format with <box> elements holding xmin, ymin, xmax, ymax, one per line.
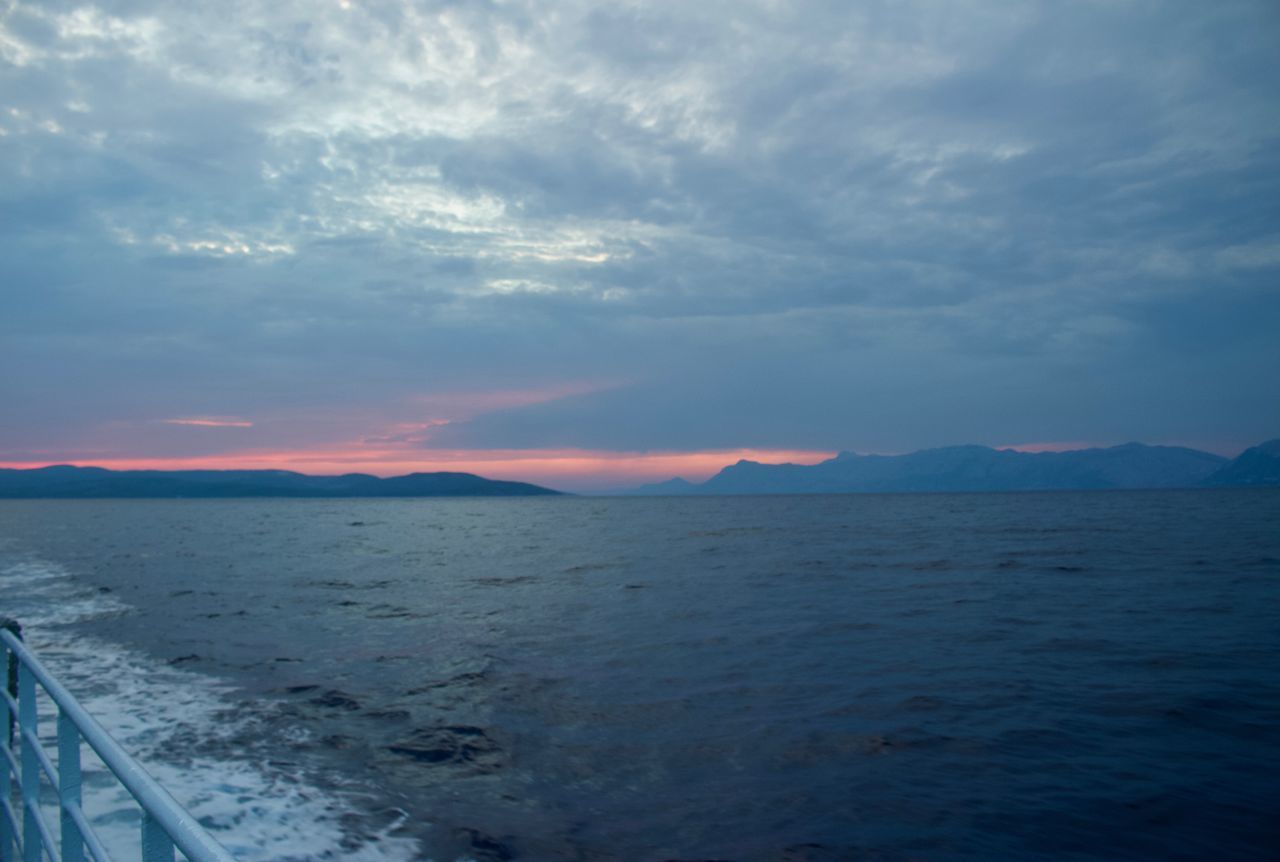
<box><xmin>0</xmin><ymin>552</ymin><xmax>424</xmax><ymax>862</ymax></box>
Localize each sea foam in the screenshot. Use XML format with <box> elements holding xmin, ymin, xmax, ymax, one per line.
<box><xmin>0</xmin><ymin>555</ymin><xmax>424</xmax><ymax>862</ymax></box>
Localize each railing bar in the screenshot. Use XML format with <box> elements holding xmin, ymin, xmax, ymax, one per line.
<box><xmin>19</xmin><ymin>662</ymin><xmax>41</xmax><ymax>862</ymax></box>
<box><xmin>1</xmin><ymin>736</ymin><xmax>15</xmax><ymax>862</ymax></box>
<box><xmin>1</xmin><ymin>745</ymin><xmax>12</xmax><ymax>862</ymax></box>
<box><xmin>17</xmin><ymin>797</ymin><xmax>58</xmax><ymax>862</ymax></box>
<box><xmin>0</xmin><ymin>798</ymin><xmax>22</xmax><ymax>853</ymax></box>
<box><xmin>0</xmin><ymin>632</ymin><xmax>235</xmax><ymax>862</ymax></box>
<box><xmin>61</xmin><ymin>805</ymin><xmax>110</xmax><ymax>862</ymax></box>
<box><xmin>0</xmin><ymin>737</ymin><xmax>19</xmax><ymax>782</ymax></box>
<box><xmin>17</xmin><ymin>728</ymin><xmax>59</xmax><ymax>791</ymax></box>
<box><xmin>58</xmin><ymin>712</ymin><xmax>84</xmax><ymax>862</ymax></box>
<box><xmin>3</xmin><ymin>626</ymin><xmax>14</xmax><ymax>862</ymax></box>
<box><xmin>2</xmin><ymin>738</ymin><xmax>105</xmax><ymax>862</ymax></box>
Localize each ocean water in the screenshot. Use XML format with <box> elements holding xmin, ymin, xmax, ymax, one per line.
<box><xmin>1</xmin><ymin>490</ymin><xmax>1278</xmax><ymax>861</ymax></box>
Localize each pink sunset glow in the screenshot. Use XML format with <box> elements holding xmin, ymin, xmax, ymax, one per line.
<box><xmin>0</xmin><ymin>447</ymin><xmax>835</xmax><ymax>492</ymax></box>
<box><xmin>162</xmin><ymin>417</ymin><xmax>255</xmax><ymax>428</ymax></box>
<box><xmin>0</xmin><ymin>381</ymin><xmax>839</xmax><ymax>491</ymax></box>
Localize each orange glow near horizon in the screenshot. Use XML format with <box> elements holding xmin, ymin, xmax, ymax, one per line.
<box><xmin>0</xmin><ymin>447</ymin><xmax>837</xmax><ymax>491</ymax></box>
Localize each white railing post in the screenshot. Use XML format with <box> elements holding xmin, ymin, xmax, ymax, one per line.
<box><xmin>0</xmin><ymin>732</ymin><xmax>10</xmax><ymax>862</ymax></box>
<box><xmin>17</xmin><ymin>665</ymin><xmax>39</xmax><ymax>862</ymax></box>
<box><xmin>0</xmin><ymin>625</ymin><xmax>238</xmax><ymax>862</ymax></box>
<box><xmin>58</xmin><ymin>710</ymin><xmax>84</xmax><ymax>862</ymax></box>
<box><xmin>0</xmin><ymin>635</ymin><xmax>12</xmax><ymax>862</ymax></box>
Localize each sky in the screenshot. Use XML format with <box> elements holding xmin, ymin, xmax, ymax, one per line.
<box><xmin>2</xmin><ymin>0</ymin><xmax>1278</xmax><ymax>492</ymax></box>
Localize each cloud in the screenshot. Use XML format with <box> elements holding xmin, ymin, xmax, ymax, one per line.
<box><xmin>161</xmin><ymin>417</ymin><xmax>253</xmax><ymax>427</ymax></box>
<box><xmin>1218</xmin><ymin>237</ymin><xmax>1280</xmax><ymax>271</ymax></box>
<box><xmin>2</xmin><ymin>0</ymin><xmax>1279</xmax><ymax>473</ymax></box>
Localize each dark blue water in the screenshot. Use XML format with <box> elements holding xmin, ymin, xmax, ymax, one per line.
<box><xmin>2</xmin><ymin>490</ymin><xmax>1278</xmax><ymax>861</ymax></box>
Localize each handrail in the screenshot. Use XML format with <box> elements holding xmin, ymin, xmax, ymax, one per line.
<box><xmin>1</xmin><ymin>619</ymin><xmax>237</xmax><ymax>862</ymax></box>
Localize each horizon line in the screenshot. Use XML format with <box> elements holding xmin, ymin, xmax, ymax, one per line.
<box><xmin>0</xmin><ymin>437</ymin><xmax>1263</xmax><ymax>493</ymax></box>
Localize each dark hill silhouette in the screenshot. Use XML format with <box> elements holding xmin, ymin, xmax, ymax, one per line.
<box><xmin>0</xmin><ymin>467</ymin><xmax>562</xmax><ymax>498</ymax></box>
<box><xmin>1202</xmin><ymin>439</ymin><xmax>1280</xmax><ymax>487</ymax></box>
<box><xmin>628</xmin><ymin>476</ymin><xmax>698</xmax><ymax>496</ymax></box>
<box><xmin>627</xmin><ymin>442</ymin><xmax>1247</xmax><ymax>495</ymax></box>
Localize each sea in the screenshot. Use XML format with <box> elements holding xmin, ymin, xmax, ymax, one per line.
<box><xmin>1</xmin><ymin>490</ymin><xmax>1277</xmax><ymax>862</ymax></box>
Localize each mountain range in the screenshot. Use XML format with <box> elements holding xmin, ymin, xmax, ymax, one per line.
<box><xmin>0</xmin><ymin>466</ymin><xmax>561</xmax><ymax>498</ymax></box>
<box><xmin>627</xmin><ymin>440</ymin><xmax>1280</xmax><ymax>495</ymax></box>
<box><xmin>3</xmin><ymin>440</ymin><xmax>1277</xmax><ymax>498</ymax></box>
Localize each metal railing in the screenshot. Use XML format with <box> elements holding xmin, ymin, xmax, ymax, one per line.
<box><xmin>1</xmin><ymin>619</ymin><xmax>237</xmax><ymax>862</ymax></box>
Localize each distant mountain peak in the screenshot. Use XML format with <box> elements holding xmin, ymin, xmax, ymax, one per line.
<box><xmin>627</xmin><ymin>475</ymin><xmax>698</xmax><ymax>496</ymax></box>
<box><xmin>1203</xmin><ymin>438</ymin><xmax>1280</xmax><ymax>487</ymax></box>
<box><xmin>619</xmin><ymin>439</ymin><xmax>1252</xmax><ymax>496</ymax></box>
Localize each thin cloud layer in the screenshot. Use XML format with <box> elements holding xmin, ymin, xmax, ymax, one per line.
<box><xmin>2</xmin><ymin>0</ymin><xmax>1278</xmax><ymax>481</ymax></box>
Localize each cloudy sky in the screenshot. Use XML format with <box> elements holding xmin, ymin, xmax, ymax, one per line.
<box><xmin>2</xmin><ymin>0</ymin><xmax>1278</xmax><ymax>490</ymax></box>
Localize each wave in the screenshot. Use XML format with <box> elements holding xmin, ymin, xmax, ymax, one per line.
<box><xmin>0</xmin><ymin>553</ymin><xmax>423</xmax><ymax>862</ymax></box>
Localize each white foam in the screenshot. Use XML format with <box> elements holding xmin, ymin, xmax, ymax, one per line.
<box><xmin>1</xmin><ymin>555</ymin><xmax>425</xmax><ymax>861</ymax></box>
